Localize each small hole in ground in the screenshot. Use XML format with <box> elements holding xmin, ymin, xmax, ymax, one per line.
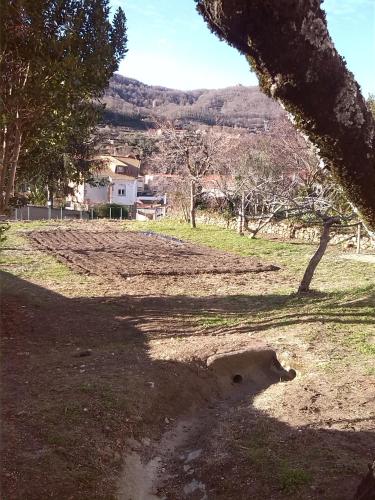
<box><xmin>232</xmin><ymin>374</ymin><xmax>243</xmax><ymax>384</ymax></box>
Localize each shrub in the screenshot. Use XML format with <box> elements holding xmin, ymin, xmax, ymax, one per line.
<box><xmin>92</xmin><ymin>203</ymin><xmax>129</xmax><ymax>219</ymax></box>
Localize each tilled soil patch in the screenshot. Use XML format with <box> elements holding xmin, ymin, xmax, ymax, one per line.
<box><xmin>28</xmin><ymin>229</ymin><xmax>279</xmax><ymax>278</ymax></box>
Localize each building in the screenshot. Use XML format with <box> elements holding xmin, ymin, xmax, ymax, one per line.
<box><xmin>67</xmin><ymin>155</ymin><xmax>140</xmax><ymax>210</ymax></box>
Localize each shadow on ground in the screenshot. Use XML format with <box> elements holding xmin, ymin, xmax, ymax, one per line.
<box><xmin>1</xmin><ymin>271</ymin><xmax>373</xmax><ymax>500</ymax></box>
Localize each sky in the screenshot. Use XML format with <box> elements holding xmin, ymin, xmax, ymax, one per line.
<box><xmin>110</xmin><ymin>0</ymin><xmax>375</xmax><ymax>96</ymax></box>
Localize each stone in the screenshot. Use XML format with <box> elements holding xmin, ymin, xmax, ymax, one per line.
<box><xmin>185</xmin><ymin>449</ymin><xmax>202</xmax><ymax>463</ymax></box>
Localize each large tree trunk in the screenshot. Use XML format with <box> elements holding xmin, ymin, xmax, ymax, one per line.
<box><xmin>197</xmin><ymin>0</ymin><xmax>375</xmax><ymax>232</ymax></box>
<box><xmin>190</xmin><ymin>178</ymin><xmax>197</xmax><ymax>228</ymax></box>
<box><xmin>3</xmin><ymin>128</ymin><xmax>22</xmax><ymax>211</ymax></box>
<box><xmin>298</xmin><ymin>218</ymin><xmax>336</xmax><ymax>293</ymax></box>
<box><xmin>354</xmin><ymin>460</ymin><xmax>375</xmax><ymax>500</ymax></box>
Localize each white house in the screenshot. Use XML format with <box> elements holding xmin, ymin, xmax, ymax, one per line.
<box><xmin>67</xmin><ymin>155</ymin><xmax>140</xmax><ymax>210</ymax></box>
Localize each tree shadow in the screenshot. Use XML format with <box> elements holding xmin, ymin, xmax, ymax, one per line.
<box><xmin>94</xmin><ymin>286</ymin><xmax>374</xmax><ymax>340</ymax></box>
<box><xmin>1</xmin><ymin>271</ymin><xmax>373</xmax><ymax>499</ymax></box>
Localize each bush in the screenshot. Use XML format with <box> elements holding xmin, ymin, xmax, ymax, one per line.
<box><xmin>93</xmin><ymin>203</ymin><xmax>129</xmax><ymax>219</ymax></box>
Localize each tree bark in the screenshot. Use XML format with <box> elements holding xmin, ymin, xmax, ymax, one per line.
<box><xmin>197</xmin><ymin>0</ymin><xmax>375</xmax><ymax>231</ymax></box>
<box><xmin>190</xmin><ymin>178</ymin><xmax>197</xmax><ymax>228</ymax></box>
<box><xmin>3</xmin><ymin>128</ymin><xmax>22</xmax><ymax>210</ymax></box>
<box><xmin>237</xmin><ymin>191</ymin><xmax>245</xmax><ymax>235</ymax></box>
<box><xmin>298</xmin><ymin>218</ymin><xmax>336</xmax><ymax>293</ymax></box>
<box><xmin>354</xmin><ymin>460</ymin><xmax>375</xmax><ymax>500</ymax></box>
<box><xmin>249</xmin><ymin>205</ymin><xmax>283</xmax><ymax>239</ymax></box>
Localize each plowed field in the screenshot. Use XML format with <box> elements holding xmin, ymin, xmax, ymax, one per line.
<box><xmin>28</xmin><ymin>229</ymin><xmax>279</xmax><ymax>278</ymax></box>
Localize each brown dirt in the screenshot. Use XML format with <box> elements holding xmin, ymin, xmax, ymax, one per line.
<box><xmin>27</xmin><ymin>229</ymin><xmax>279</xmax><ymax>278</ymax></box>
<box><xmin>1</xmin><ymin>224</ymin><xmax>374</xmax><ymax>500</ymax></box>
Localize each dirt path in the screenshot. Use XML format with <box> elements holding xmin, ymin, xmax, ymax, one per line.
<box><xmin>118</xmin><ymin>350</ymin><xmax>295</xmax><ymax>500</ymax></box>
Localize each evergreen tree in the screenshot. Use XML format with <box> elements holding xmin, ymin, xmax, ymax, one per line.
<box><xmin>0</xmin><ymin>0</ymin><xmax>127</xmax><ymax>212</ymax></box>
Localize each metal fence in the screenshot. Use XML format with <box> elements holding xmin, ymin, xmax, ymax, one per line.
<box><xmin>7</xmin><ymin>205</ymin><xmax>89</xmax><ymax>221</ymax></box>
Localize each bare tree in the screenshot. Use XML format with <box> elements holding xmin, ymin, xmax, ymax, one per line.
<box><xmin>211</xmin><ymin>122</ymin><xmax>355</xmax><ymax>292</ymax></box>
<box><xmin>152</xmin><ymin>121</ymin><xmax>221</xmax><ymax>228</ymax></box>
<box><xmin>291</xmin><ymin>179</ymin><xmax>353</xmax><ymax>293</ymax></box>
<box><xmin>213</xmin><ymin>120</ymin><xmax>319</xmax><ymax>237</ymax></box>
<box><xmin>151</xmin><ymin>174</ymin><xmax>191</xmax><ymax>222</ymax></box>
<box><xmin>196</xmin><ymin>0</ymin><xmax>375</xmax><ymax>233</ymax></box>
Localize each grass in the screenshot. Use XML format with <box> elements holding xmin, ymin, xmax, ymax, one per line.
<box><xmin>199</xmin><ymin>314</ymin><xmax>243</xmax><ymax>328</ymax></box>
<box><xmin>346</xmin><ymin>331</ymin><xmax>375</xmax><ymax>355</ymax></box>
<box><xmin>125</xmin><ymin>218</ymin><xmax>375</xmax><ymax>375</ymax></box>
<box><xmin>238</xmin><ymin>427</ymin><xmax>312</xmax><ymax>494</ymax></box>
<box><xmin>124</xmin><ymin>219</ymin><xmax>374</xmax><ymax>293</ymax></box>
<box><xmin>126</xmin><ymin>219</ymin><xmax>311</xmax><ymax>268</ymax></box>
<box><xmin>1</xmin><ymin>218</ymin><xmax>374</xmax><ymax>498</ymax></box>
<box><xmin>0</xmin><ymin>221</ymin><xmax>93</xmax><ymax>294</ymax></box>
<box><xmin>279</xmin><ymin>464</ymin><xmax>312</xmax><ymax>493</ymax></box>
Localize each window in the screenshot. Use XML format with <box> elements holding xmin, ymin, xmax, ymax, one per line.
<box><xmin>118</xmin><ymin>187</ymin><xmax>126</xmax><ymax>196</ymax></box>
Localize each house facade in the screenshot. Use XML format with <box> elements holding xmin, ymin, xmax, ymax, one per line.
<box><xmin>67</xmin><ymin>155</ymin><xmax>140</xmax><ymax>210</ymax></box>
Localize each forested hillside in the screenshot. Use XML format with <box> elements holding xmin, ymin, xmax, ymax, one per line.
<box><xmin>102</xmin><ymin>73</ymin><xmax>283</xmax><ymax>130</ymax></box>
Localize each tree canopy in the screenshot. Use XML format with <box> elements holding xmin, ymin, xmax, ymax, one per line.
<box><xmin>0</xmin><ymin>0</ymin><xmax>127</xmax><ymax>211</ymax></box>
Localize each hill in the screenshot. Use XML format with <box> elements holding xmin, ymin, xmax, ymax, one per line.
<box><xmin>102</xmin><ymin>73</ymin><xmax>283</xmax><ymax>130</ymax></box>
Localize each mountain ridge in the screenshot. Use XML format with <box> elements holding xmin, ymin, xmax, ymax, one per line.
<box><xmin>102</xmin><ymin>73</ymin><xmax>283</xmax><ymax>130</ymax></box>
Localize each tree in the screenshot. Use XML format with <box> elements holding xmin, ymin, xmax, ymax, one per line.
<box><xmin>211</xmin><ymin>120</ymin><xmax>355</xmax><ymax>292</ymax></box>
<box><xmin>291</xmin><ymin>177</ymin><xmax>354</xmax><ymax>293</ymax></box>
<box><xmin>16</xmin><ymin>103</ymin><xmax>103</xmax><ymax>207</ymax></box>
<box><xmin>152</xmin><ymin>122</ymin><xmax>221</xmax><ymax>228</ymax></box>
<box><xmin>368</xmin><ymin>95</ymin><xmax>375</xmax><ymax>118</ymax></box>
<box><xmin>213</xmin><ymin>119</ymin><xmax>320</xmax><ymax>237</ymax></box>
<box><xmin>196</xmin><ymin>0</ymin><xmax>375</xmax><ymax>233</ymax></box>
<box><xmin>0</xmin><ymin>0</ymin><xmax>127</xmax><ymax>212</ymax></box>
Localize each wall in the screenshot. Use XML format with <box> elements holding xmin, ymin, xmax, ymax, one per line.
<box><xmin>194</xmin><ymin>211</ymin><xmax>374</xmax><ymax>250</ymax></box>
<box><xmin>111</xmin><ymin>180</ymin><xmax>137</xmax><ymax>205</ymax></box>
<box><xmin>84</xmin><ymin>184</ymin><xmax>108</xmax><ymax>205</ymax></box>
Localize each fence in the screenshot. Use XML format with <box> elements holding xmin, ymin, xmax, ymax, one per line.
<box><xmin>5</xmin><ymin>205</ymin><xmax>135</xmax><ymax>221</ymax></box>
<box><xmin>7</xmin><ymin>205</ymin><xmax>89</xmax><ymax>221</ymax></box>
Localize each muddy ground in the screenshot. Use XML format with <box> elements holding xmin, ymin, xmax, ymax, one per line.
<box><xmin>1</xmin><ymin>221</ymin><xmax>374</xmax><ymax>500</ymax></box>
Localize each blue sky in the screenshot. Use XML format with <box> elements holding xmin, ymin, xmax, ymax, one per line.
<box><xmin>110</xmin><ymin>0</ymin><xmax>375</xmax><ymax>96</ymax></box>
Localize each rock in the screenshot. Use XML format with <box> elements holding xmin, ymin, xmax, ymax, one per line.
<box><xmin>185</xmin><ymin>449</ymin><xmax>202</xmax><ymax>463</ymax></box>
<box><xmin>183</xmin><ymin>479</ymin><xmax>207</xmax><ymax>497</ymax></box>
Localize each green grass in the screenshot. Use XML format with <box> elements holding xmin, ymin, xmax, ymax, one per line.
<box><xmin>125</xmin><ymin>219</ymin><xmax>375</xmax><ymax>371</ymax></box>
<box><xmin>199</xmin><ymin>314</ymin><xmax>243</xmax><ymax>328</ymax></box>
<box><xmin>126</xmin><ymin>219</ymin><xmax>310</xmax><ymax>267</ymax></box>
<box><xmin>124</xmin><ymin>219</ymin><xmax>375</xmax><ymax>293</ymax></box>
<box><xmin>1</xmin><ymin>218</ymin><xmax>374</xmax><ymax>499</ymax></box>
<box><xmin>279</xmin><ymin>464</ymin><xmax>312</xmax><ymax>493</ymax></box>
<box><xmin>0</xmin><ymin>221</ymin><xmax>89</xmax><ymax>286</ymax></box>
<box><xmin>346</xmin><ymin>331</ymin><xmax>375</xmax><ymax>355</ymax></box>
